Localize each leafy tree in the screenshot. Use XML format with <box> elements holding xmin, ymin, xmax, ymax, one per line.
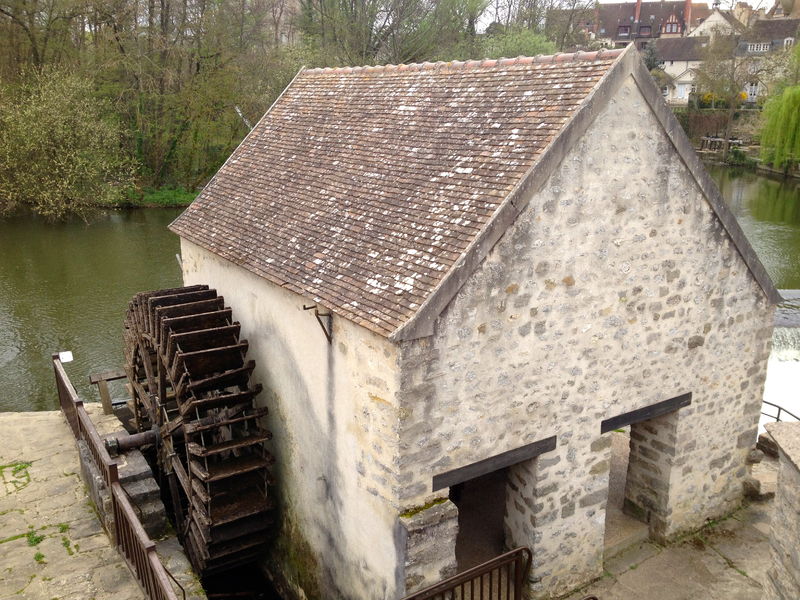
<box><xmin>641</xmin><ymin>42</ymin><xmax>661</xmax><ymax>71</ymax></box>
<box><xmin>543</xmin><ymin>0</ymin><xmax>593</xmax><ymax>51</ymax></box>
<box><xmin>0</xmin><ymin>69</ymin><xmax>134</xmax><ymax>219</ymax></box>
<box><xmin>483</xmin><ymin>27</ymin><xmax>555</xmax><ymax>57</ymax></box>
<box><xmin>760</xmin><ymin>85</ymin><xmax>800</xmax><ymax>172</ymax></box>
<box><xmin>694</xmin><ymin>30</ymin><xmax>776</xmax><ymax>160</ymax></box>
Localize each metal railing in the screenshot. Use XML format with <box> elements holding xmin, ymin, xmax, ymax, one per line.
<box><xmin>53</xmin><ymin>353</ymin><xmax>181</xmax><ymax>600</ymax></box>
<box><xmin>762</xmin><ymin>400</ymin><xmax>800</xmax><ymax>424</ymax></box>
<box><xmin>402</xmin><ymin>547</ymin><xmax>532</xmax><ymax>600</ymax></box>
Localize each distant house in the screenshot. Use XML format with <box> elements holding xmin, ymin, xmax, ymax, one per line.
<box><xmin>548</xmin><ymin>0</ymin><xmax>710</xmax><ymax>50</ymax></box>
<box><xmin>655</xmin><ymin>36</ymin><xmax>708</xmax><ymax>104</ymax></box>
<box><xmin>653</xmin><ymin>3</ymin><xmax>798</xmax><ymax>105</ymax></box>
<box><xmin>171</xmin><ymin>46</ymin><xmax>777</xmax><ymax>599</ymax></box>
<box><xmin>741</xmin><ymin>17</ymin><xmax>799</xmax><ymax>54</ymax></box>
<box><xmin>688</xmin><ymin>7</ymin><xmax>745</xmax><ymax>38</ymax></box>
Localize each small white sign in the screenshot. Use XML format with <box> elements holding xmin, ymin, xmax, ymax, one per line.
<box><xmin>58</xmin><ymin>351</ymin><xmax>74</xmax><ymax>363</ymax></box>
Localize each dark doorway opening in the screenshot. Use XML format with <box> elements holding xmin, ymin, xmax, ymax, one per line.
<box><xmin>449</xmin><ymin>468</ymin><xmax>508</xmax><ymax>571</ymax></box>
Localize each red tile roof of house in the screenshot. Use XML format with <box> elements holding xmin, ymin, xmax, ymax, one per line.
<box><xmin>168</xmin><ymin>49</ymin><xmax>627</xmax><ymax>337</ymax></box>
<box><xmin>594</xmin><ymin>1</ymin><xmax>711</xmax><ymax>37</ymax></box>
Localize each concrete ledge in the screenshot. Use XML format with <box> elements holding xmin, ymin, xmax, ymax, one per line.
<box><xmin>763</xmin><ymin>422</ymin><xmax>800</xmax><ymax>600</ymax></box>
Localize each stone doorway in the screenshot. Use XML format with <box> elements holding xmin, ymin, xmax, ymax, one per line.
<box><xmin>603</xmin><ymin>427</ymin><xmax>649</xmax><ymax>556</ymax></box>
<box><xmin>604</xmin><ymin>401</ymin><xmax>687</xmax><ymax>555</ymax></box>
<box><xmin>449</xmin><ymin>468</ymin><xmax>508</xmax><ymax>571</ymax></box>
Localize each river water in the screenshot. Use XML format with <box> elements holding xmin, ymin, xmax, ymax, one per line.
<box><xmin>705</xmin><ymin>166</ymin><xmax>800</xmax><ymax>426</ymax></box>
<box><xmin>0</xmin><ymin>210</ymin><xmax>183</xmax><ymax>411</ymax></box>
<box><xmin>0</xmin><ymin>169</ymin><xmax>799</xmax><ymax>414</ymax></box>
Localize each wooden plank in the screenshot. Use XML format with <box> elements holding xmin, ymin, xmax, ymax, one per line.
<box><xmin>97</xmin><ymin>379</ymin><xmax>113</xmax><ymax>415</ymax></box>
<box><xmin>173</xmin><ymin>341</ymin><xmax>248</xmax><ymax>381</ymax></box>
<box><xmin>184</xmin><ymin>361</ymin><xmax>255</xmax><ymax>396</ymax></box>
<box><xmin>159</xmin><ymin>309</ymin><xmax>233</xmax><ymax>354</ymax></box>
<box><xmin>147</xmin><ymin>289</ymin><xmax>218</xmax><ymax>338</ymax></box>
<box><xmin>165</xmin><ymin>324</ymin><xmax>241</xmax><ymax>365</ymax></box>
<box><xmin>89</xmin><ymin>368</ymin><xmax>128</xmax><ymax>384</ymax></box>
<box><xmin>600</xmin><ymin>392</ymin><xmax>692</xmax><ymax>434</ymax></box>
<box><xmin>179</xmin><ymin>385</ymin><xmax>262</xmax><ymax>416</ymax></box>
<box><xmin>432</xmin><ymin>436</ymin><xmax>557</xmax><ymax>492</ymax></box>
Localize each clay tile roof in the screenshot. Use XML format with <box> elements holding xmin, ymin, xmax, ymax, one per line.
<box><xmin>747</xmin><ymin>18</ymin><xmax>800</xmax><ymax>41</ymax></box>
<box><xmin>655</xmin><ymin>36</ymin><xmax>709</xmax><ymax>61</ymax></box>
<box><xmin>594</xmin><ymin>1</ymin><xmax>710</xmax><ymax>35</ymax></box>
<box><xmin>170</xmin><ymin>49</ymin><xmax>625</xmax><ymax>338</ymax></box>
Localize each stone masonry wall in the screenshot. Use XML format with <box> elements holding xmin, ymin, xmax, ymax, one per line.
<box><xmin>396</xmin><ymin>75</ymin><xmax>774</xmax><ymax>598</ymax></box>
<box><xmin>763</xmin><ymin>422</ymin><xmax>800</xmax><ymax>600</ymax></box>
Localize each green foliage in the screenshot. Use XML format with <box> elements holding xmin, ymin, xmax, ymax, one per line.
<box><xmin>0</xmin><ymin>0</ymin><xmax>581</xmax><ymax>214</ymax></box>
<box><xmin>727</xmin><ymin>146</ymin><xmax>756</xmax><ymax>168</ymax></box>
<box><xmin>25</xmin><ymin>530</ymin><xmax>44</xmax><ymax>546</ymax></box>
<box><xmin>61</xmin><ymin>536</ymin><xmax>73</xmax><ymax>555</ymax></box>
<box><xmin>642</xmin><ymin>43</ymin><xmax>661</xmax><ymax>71</ymax></box>
<box><xmin>761</xmin><ymin>85</ymin><xmax>800</xmax><ymax>170</ymax></box>
<box><xmin>482</xmin><ymin>28</ymin><xmax>555</xmax><ymax>59</ymax></box>
<box><xmin>131</xmin><ymin>187</ymin><xmax>198</xmax><ymax>207</ymax></box>
<box><xmin>33</xmin><ymin>552</ymin><xmax>45</xmax><ymax>564</ymax></box>
<box><xmin>0</xmin><ymin>70</ymin><xmax>134</xmax><ymax>219</ymax></box>
<box><xmin>649</xmin><ymin>67</ymin><xmax>672</xmax><ymax>91</ymax></box>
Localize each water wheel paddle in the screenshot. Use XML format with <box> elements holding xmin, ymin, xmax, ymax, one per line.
<box><xmin>123</xmin><ymin>285</ymin><xmax>274</xmax><ymax>575</ymax></box>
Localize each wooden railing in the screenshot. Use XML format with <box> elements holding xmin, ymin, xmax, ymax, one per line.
<box><xmin>402</xmin><ymin>547</ymin><xmax>532</xmax><ymax>600</ymax></box>
<box><xmin>53</xmin><ymin>354</ymin><xmax>180</xmax><ymax>600</ymax></box>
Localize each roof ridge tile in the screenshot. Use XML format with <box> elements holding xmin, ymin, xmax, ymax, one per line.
<box><xmin>303</xmin><ymin>49</ymin><xmax>624</xmax><ymax>75</ymax></box>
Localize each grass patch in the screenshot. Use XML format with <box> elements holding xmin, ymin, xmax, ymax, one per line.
<box><xmin>57</xmin><ymin>523</ymin><xmax>69</xmax><ymax>533</ymax></box>
<box><xmin>26</xmin><ymin>530</ymin><xmax>45</xmax><ymax>546</ymax></box>
<box><xmin>15</xmin><ymin>573</ymin><xmax>35</xmax><ymax>594</ymax></box>
<box><xmin>33</xmin><ymin>552</ymin><xmax>45</xmax><ymax>564</ymax></box>
<box><xmin>400</xmin><ymin>497</ymin><xmax>448</xmax><ymax>518</ymax></box>
<box><xmin>0</xmin><ymin>461</ymin><xmax>32</xmax><ymax>492</ymax></box>
<box><xmin>0</xmin><ymin>533</ymin><xmax>27</xmax><ymax>545</ymax></box>
<box><xmin>126</xmin><ymin>187</ymin><xmax>197</xmax><ymax>207</ymax></box>
<box><xmin>61</xmin><ymin>536</ymin><xmax>73</xmax><ymax>556</ymax></box>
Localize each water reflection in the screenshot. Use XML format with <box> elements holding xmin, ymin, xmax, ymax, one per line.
<box><xmin>0</xmin><ymin>210</ymin><xmax>182</xmax><ymax>411</ymax></box>
<box><xmin>707</xmin><ymin>165</ymin><xmax>800</xmax><ymax>289</ymax></box>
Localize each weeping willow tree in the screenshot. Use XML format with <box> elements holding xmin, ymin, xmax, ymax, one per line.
<box><xmin>761</xmin><ymin>86</ymin><xmax>800</xmax><ymax>174</ymax></box>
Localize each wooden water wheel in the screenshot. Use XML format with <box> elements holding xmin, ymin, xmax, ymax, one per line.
<box><xmin>123</xmin><ymin>285</ymin><xmax>274</xmax><ymax>575</ymax></box>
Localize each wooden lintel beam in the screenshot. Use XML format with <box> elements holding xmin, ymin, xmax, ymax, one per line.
<box><xmin>600</xmin><ymin>392</ymin><xmax>692</xmax><ymax>434</ymax></box>
<box><xmin>432</xmin><ymin>435</ymin><xmax>557</xmax><ymax>492</ymax></box>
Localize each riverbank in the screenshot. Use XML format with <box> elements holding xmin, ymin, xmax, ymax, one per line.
<box><xmin>702</xmin><ymin>155</ymin><xmax>800</xmax><ymax>181</ymax></box>
<box><xmin>124</xmin><ymin>187</ymin><xmax>197</xmax><ymax>208</ymax></box>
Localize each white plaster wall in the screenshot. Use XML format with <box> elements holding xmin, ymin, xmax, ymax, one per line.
<box><xmin>689</xmin><ymin>12</ymin><xmax>735</xmax><ymax>38</ymax></box>
<box><xmin>180</xmin><ymin>239</ymin><xmax>403</xmax><ymax>600</ymax></box>
<box><xmin>661</xmin><ymin>61</ymin><xmax>700</xmax><ymax>105</ymax></box>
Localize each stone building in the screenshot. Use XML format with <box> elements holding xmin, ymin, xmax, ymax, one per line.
<box><xmin>169</xmin><ymin>46</ymin><xmax>778</xmax><ymax>599</ymax></box>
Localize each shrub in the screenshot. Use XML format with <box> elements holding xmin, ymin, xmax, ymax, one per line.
<box><xmin>0</xmin><ymin>69</ymin><xmax>134</xmax><ymax>219</ymax></box>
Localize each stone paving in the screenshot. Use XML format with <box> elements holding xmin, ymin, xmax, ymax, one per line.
<box><xmin>0</xmin><ymin>407</ymin><xmax>144</xmax><ymax>599</ymax></box>
<box><xmin>566</xmin><ymin>501</ymin><xmax>774</xmax><ymax>600</ymax></box>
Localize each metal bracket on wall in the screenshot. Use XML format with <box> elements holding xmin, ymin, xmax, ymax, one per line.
<box><xmin>303</xmin><ymin>304</ymin><xmax>333</xmax><ymax>344</ymax></box>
